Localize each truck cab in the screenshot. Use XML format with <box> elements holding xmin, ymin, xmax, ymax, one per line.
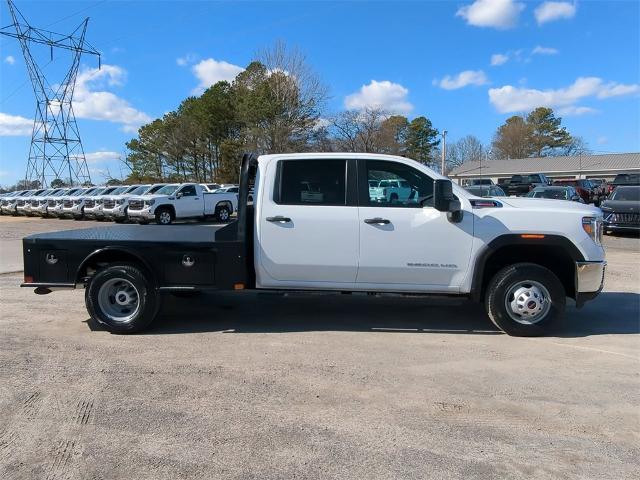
<box><xmin>21</xmin><ymin>153</ymin><xmax>606</xmax><ymax>337</ymax></box>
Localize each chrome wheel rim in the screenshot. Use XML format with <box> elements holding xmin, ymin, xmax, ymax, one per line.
<box><xmin>504</xmin><ymin>280</ymin><xmax>551</xmax><ymax>325</ymax></box>
<box><xmin>97</xmin><ymin>278</ymin><xmax>140</xmax><ymax>323</ymax></box>
<box><xmin>159</xmin><ymin>211</ymin><xmax>171</xmax><ymax>224</ymax></box>
<box><xmin>219</xmin><ymin>208</ymin><xmax>229</xmax><ymax>221</ymax></box>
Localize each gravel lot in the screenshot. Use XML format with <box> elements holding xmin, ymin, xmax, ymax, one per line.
<box><xmin>0</xmin><ymin>216</ymin><xmax>638</xmax><ymax>479</ymax></box>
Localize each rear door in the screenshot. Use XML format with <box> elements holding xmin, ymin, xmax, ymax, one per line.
<box><xmin>257</xmin><ymin>158</ymin><xmax>359</xmax><ymax>288</ymax></box>
<box><xmin>356</xmin><ymin>159</ymin><xmax>474</xmax><ymax>292</ymax></box>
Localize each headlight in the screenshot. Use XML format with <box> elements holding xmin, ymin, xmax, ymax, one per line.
<box><xmin>74</xmin><ymin>200</ymin><xmax>82</xmax><ymax>205</ymax></box>
<box><xmin>116</xmin><ymin>199</ymin><xmax>124</xmax><ymax>205</ymax></box>
<box><xmin>145</xmin><ymin>199</ymin><xmax>155</xmax><ymax>206</ymax></box>
<box><xmin>582</xmin><ymin>216</ymin><xmax>603</xmax><ymax>246</ymax></box>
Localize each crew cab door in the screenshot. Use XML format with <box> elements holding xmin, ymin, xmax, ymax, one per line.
<box><xmin>356</xmin><ymin>159</ymin><xmax>474</xmax><ymax>292</ymax></box>
<box><xmin>257</xmin><ymin>158</ymin><xmax>359</xmax><ymax>287</ymax></box>
<box><xmin>175</xmin><ymin>184</ymin><xmax>201</xmax><ymax>217</ymax></box>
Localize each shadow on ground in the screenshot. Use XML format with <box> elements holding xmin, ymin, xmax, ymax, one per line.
<box><xmin>87</xmin><ymin>290</ymin><xmax>640</xmax><ymax>338</ymax></box>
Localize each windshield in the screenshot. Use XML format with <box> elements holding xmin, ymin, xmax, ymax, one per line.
<box><xmin>109</xmin><ymin>186</ymin><xmax>128</xmax><ymax>195</ymax></box>
<box><xmin>144</xmin><ymin>185</ymin><xmax>165</xmax><ymax>195</ymax></box>
<box><xmin>155</xmin><ymin>184</ymin><xmax>179</xmax><ymax>195</ymax></box>
<box><xmin>53</xmin><ymin>190</ymin><xmax>67</xmax><ymax>196</ymax></box>
<box><xmin>127</xmin><ymin>185</ymin><xmax>149</xmax><ymax>195</ymax></box>
<box><xmin>529</xmin><ymin>189</ymin><xmax>568</xmax><ymax>200</ymax></box>
<box><xmin>611</xmin><ymin>187</ymin><xmax>640</xmax><ymax>201</ymax></box>
<box><xmin>71</xmin><ymin>189</ymin><xmax>87</xmax><ymax>197</ymax></box>
<box><xmin>88</xmin><ymin>188</ymin><xmax>106</xmax><ymax>196</ymax></box>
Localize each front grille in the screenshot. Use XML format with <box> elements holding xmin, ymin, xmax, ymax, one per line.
<box><xmin>48</xmin><ymin>200</ymin><xmax>56</xmax><ymax>207</ymax></box>
<box><xmin>85</xmin><ymin>200</ymin><xmax>95</xmax><ymax>208</ymax></box>
<box><xmin>17</xmin><ymin>200</ymin><xmax>25</xmax><ymax>207</ymax></box>
<box><xmin>129</xmin><ymin>200</ymin><xmax>143</xmax><ymax>210</ymax></box>
<box><xmin>104</xmin><ymin>199</ymin><xmax>115</xmax><ymax>209</ymax></box>
<box><xmin>31</xmin><ymin>200</ymin><xmax>39</xmax><ymax>207</ymax></box>
<box><xmin>606</xmin><ymin>212</ymin><xmax>640</xmax><ymax>224</ymax></box>
<box><xmin>63</xmin><ymin>200</ymin><xmax>72</xmax><ymax>208</ymax></box>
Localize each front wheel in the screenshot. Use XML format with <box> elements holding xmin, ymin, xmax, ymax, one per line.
<box><xmin>85</xmin><ymin>263</ymin><xmax>159</xmax><ymax>333</ymax></box>
<box><xmin>485</xmin><ymin>263</ymin><xmax>565</xmax><ymax>336</ymax></box>
<box><xmin>155</xmin><ymin>207</ymin><xmax>173</xmax><ymax>225</ymax></box>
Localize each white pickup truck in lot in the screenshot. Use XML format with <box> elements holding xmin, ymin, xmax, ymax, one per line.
<box><xmin>22</xmin><ymin>153</ymin><xmax>606</xmax><ymax>337</ymax></box>
<box><xmin>127</xmin><ymin>183</ymin><xmax>237</xmax><ymax>224</ymax></box>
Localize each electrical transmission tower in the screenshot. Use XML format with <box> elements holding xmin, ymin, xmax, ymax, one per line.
<box><xmin>1</xmin><ymin>0</ymin><xmax>100</xmax><ymax>187</ymax></box>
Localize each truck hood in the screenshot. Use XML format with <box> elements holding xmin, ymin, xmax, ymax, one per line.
<box><xmin>499</xmin><ymin>197</ymin><xmax>602</xmax><ymax>215</ymax></box>
<box><xmin>128</xmin><ymin>194</ymin><xmax>169</xmax><ymax>202</ymax></box>
<box><xmin>600</xmin><ymin>200</ymin><xmax>640</xmax><ymax>213</ymax></box>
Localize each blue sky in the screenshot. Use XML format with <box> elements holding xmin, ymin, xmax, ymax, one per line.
<box><xmin>1</xmin><ymin>0</ymin><xmax>639</xmax><ymax>186</ymax></box>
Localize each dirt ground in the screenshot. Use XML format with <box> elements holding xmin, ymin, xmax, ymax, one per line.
<box><xmin>0</xmin><ymin>216</ymin><xmax>638</xmax><ymax>479</ymax></box>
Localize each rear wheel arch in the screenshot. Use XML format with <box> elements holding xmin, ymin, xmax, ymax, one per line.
<box><xmin>471</xmin><ymin>234</ymin><xmax>583</xmax><ymax>302</ymax></box>
<box><xmin>76</xmin><ymin>248</ymin><xmax>156</xmax><ymax>286</ymax></box>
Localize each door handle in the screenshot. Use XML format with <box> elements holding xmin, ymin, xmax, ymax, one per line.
<box><xmin>266</xmin><ymin>216</ymin><xmax>291</xmax><ymax>223</ymax></box>
<box><xmin>364</xmin><ymin>217</ymin><xmax>390</xmax><ymax>225</ymax></box>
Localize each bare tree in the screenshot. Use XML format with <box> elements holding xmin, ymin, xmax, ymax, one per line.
<box><xmin>330</xmin><ymin>108</ymin><xmax>388</xmax><ymax>152</ymax></box>
<box><xmin>255</xmin><ymin>40</ymin><xmax>329</xmax><ymax>152</ymax></box>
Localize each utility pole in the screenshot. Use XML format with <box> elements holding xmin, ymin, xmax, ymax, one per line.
<box><xmin>441</xmin><ymin>130</ymin><xmax>448</xmax><ymax>176</ymax></box>
<box><xmin>1</xmin><ymin>0</ymin><xmax>101</xmax><ymax>187</ymax></box>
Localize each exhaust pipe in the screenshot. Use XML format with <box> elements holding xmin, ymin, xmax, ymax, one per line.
<box><xmin>34</xmin><ymin>287</ymin><xmax>52</xmax><ymax>295</ymax></box>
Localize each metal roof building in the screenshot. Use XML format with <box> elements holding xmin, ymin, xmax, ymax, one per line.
<box><xmin>449</xmin><ymin>152</ymin><xmax>640</xmax><ymax>184</ymax></box>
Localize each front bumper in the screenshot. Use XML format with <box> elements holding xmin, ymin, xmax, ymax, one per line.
<box><xmin>128</xmin><ymin>207</ymin><xmax>155</xmax><ymax>219</ymax></box>
<box><xmin>103</xmin><ymin>204</ymin><xmax>127</xmax><ymax>218</ymax></box>
<box><xmin>575</xmin><ymin>261</ymin><xmax>606</xmax><ymax>308</ymax></box>
<box><xmin>84</xmin><ymin>207</ymin><xmax>104</xmax><ymax>218</ymax></box>
<box><xmin>62</xmin><ymin>204</ymin><xmax>83</xmax><ymax>216</ymax></box>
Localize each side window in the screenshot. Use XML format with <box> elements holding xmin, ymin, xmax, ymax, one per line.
<box><xmin>179</xmin><ymin>185</ymin><xmax>197</xmax><ymax>196</ymax></box>
<box><xmin>364</xmin><ymin>160</ymin><xmax>434</xmax><ymax>208</ymax></box>
<box><xmin>228</xmin><ymin>187</ymin><xmax>238</xmax><ymax>193</ymax></box>
<box><xmin>276</xmin><ymin>160</ymin><xmax>346</xmax><ymax>206</ymax></box>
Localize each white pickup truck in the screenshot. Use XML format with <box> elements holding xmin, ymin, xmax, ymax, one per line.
<box><xmin>127</xmin><ymin>183</ymin><xmax>237</xmax><ymax>224</ymax></box>
<box><xmin>21</xmin><ymin>153</ymin><xmax>606</xmax><ymax>337</ymax></box>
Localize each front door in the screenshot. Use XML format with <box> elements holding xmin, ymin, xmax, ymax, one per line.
<box><xmin>175</xmin><ymin>184</ymin><xmax>200</xmax><ymax>217</ymax></box>
<box><xmin>257</xmin><ymin>158</ymin><xmax>359</xmax><ymax>288</ymax></box>
<box><xmin>357</xmin><ymin>159</ymin><xmax>474</xmax><ymax>291</ymax></box>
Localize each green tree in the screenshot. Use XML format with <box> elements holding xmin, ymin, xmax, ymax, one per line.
<box><xmin>404</xmin><ymin>116</ymin><xmax>440</xmax><ymax>165</ymax></box>
<box><xmin>526</xmin><ymin>107</ymin><xmax>573</xmax><ymax>156</ymax></box>
<box><xmin>491</xmin><ymin>115</ymin><xmax>535</xmax><ymax>159</ymax></box>
<box><xmin>50</xmin><ymin>178</ymin><xmax>66</xmax><ymax>188</ymax></box>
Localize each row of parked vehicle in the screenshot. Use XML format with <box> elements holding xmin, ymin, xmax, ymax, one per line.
<box><xmin>0</xmin><ymin>182</ymin><xmax>240</xmax><ymax>225</ymax></box>
<box><xmin>462</xmin><ymin>173</ymin><xmax>640</xmax><ymax>234</ymax></box>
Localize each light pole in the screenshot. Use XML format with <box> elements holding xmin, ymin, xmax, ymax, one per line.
<box><xmin>441</xmin><ymin>130</ymin><xmax>448</xmax><ymax>175</ymax></box>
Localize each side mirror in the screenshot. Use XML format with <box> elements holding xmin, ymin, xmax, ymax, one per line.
<box><xmin>176</xmin><ymin>192</ymin><xmax>183</xmax><ymax>199</ymax></box>
<box><xmin>433</xmin><ymin>179</ymin><xmax>460</xmax><ymax>213</ymax></box>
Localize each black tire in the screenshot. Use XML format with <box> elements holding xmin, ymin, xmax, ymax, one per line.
<box><xmin>215</xmin><ymin>205</ymin><xmax>231</xmax><ymax>222</ymax></box>
<box><xmin>485</xmin><ymin>263</ymin><xmax>565</xmax><ymax>337</ymax></box>
<box><xmin>155</xmin><ymin>207</ymin><xmax>174</xmax><ymax>225</ymax></box>
<box><xmin>85</xmin><ymin>263</ymin><xmax>159</xmax><ymax>334</ymax></box>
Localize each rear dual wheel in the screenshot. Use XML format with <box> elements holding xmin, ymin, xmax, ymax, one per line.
<box><xmin>485</xmin><ymin>263</ymin><xmax>565</xmax><ymax>337</ymax></box>
<box><xmin>85</xmin><ymin>263</ymin><xmax>159</xmax><ymax>333</ymax></box>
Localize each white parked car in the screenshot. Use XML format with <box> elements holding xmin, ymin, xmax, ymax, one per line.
<box><xmin>0</xmin><ymin>190</ymin><xmax>28</xmax><ymax>215</ymax></box>
<box><xmin>127</xmin><ymin>182</ymin><xmax>237</xmax><ymax>224</ymax></box>
<box><xmin>61</xmin><ymin>186</ymin><xmax>102</xmax><ymax>219</ymax></box>
<box><xmin>31</xmin><ymin>188</ymin><xmax>66</xmax><ymax>216</ymax></box>
<box><xmin>102</xmin><ymin>184</ymin><xmax>153</xmax><ymax>222</ymax></box>
<box><xmin>84</xmin><ymin>186</ymin><xmax>131</xmax><ymax>220</ymax></box>
<box><xmin>16</xmin><ymin>189</ymin><xmax>46</xmax><ymax>215</ymax></box>
<box><xmin>48</xmin><ymin>187</ymin><xmax>82</xmax><ymax>217</ymax></box>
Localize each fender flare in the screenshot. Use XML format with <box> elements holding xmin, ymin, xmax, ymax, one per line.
<box><xmin>75</xmin><ymin>246</ymin><xmax>155</xmax><ymax>284</ymax></box>
<box><xmin>469</xmin><ymin>234</ymin><xmax>585</xmax><ymax>301</ymax></box>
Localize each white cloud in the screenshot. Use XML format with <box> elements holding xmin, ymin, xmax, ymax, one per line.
<box><xmin>456</xmin><ymin>0</ymin><xmax>525</xmax><ymax>29</ymax></box>
<box><xmin>535</xmin><ymin>1</ymin><xmax>577</xmax><ymax>25</ymax></box>
<box><xmin>191</xmin><ymin>58</ymin><xmax>244</xmax><ymax>94</ymax></box>
<box><xmin>177</xmin><ymin>53</ymin><xmax>198</xmax><ymax>67</ymax></box>
<box><xmin>532</xmin><ymin>45</ymin><xmax>559</xmax><ymax>55</ymax></box>
<box><xmin>491</xmin><ymin>53</ymin><xmax>509</xmax><ymax>66</ymax></box>
<box><xmin>557</xmin><ymin>106</ymin><xmax>598</xmax><ymax>116</ymax></box>
<box><xmin>0</xmin><ymin>112</ymin><xmax>32</xmax><ymax>136</ymax></box>
<box><xmin>84</xmin><ymin>151</ymin><xmax>122</xmax><ymax>164</ymax></box>
<box><xmin>434</xmin><ymin>70</ymin><xmax>489</xmax><ymax>90</ymax></box>
<box><xmin>344</xmin><ymin>80</ymin><xmax>413</xmax><ymax>114</ymax></box>
<box><xmin>73</xmin><ymin>64</ymin><xmax>151</xmax><ymax>133</ymax></box>
<box><xmin>4</xmin><ymin>55</ymin><xmax>15</xmax><ymax>65</ymax></box>
<box><xmin>488</xmin><ymin>76</ymin><xmax>640</xmax><ymax>113</ymax></box>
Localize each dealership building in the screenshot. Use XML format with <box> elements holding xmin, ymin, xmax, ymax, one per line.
<box><xmin>448</xmin><ymin>152</ymin><xmax>640</xmax><ymax>185</ymax></box>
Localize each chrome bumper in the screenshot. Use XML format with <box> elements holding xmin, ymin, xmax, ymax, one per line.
<box><xmin>574</xmin><ymin>261</ymin><xmax>606</xmax><ymax>308</ymax></box>
<box><xmin>576</xmin><ymin>261</ymin><xmax>606</xmax><ymax>293</ymax></box>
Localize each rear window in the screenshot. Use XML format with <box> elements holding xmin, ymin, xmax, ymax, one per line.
<box><xmin>276</xmin><ymin>160</ymin><xmax>346</xmax><ymax>206</ymax></box>
<box><xmin>614</xmin><ymin>174</ymin><xmax>640</xmax><ymax>184</ymax></box>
